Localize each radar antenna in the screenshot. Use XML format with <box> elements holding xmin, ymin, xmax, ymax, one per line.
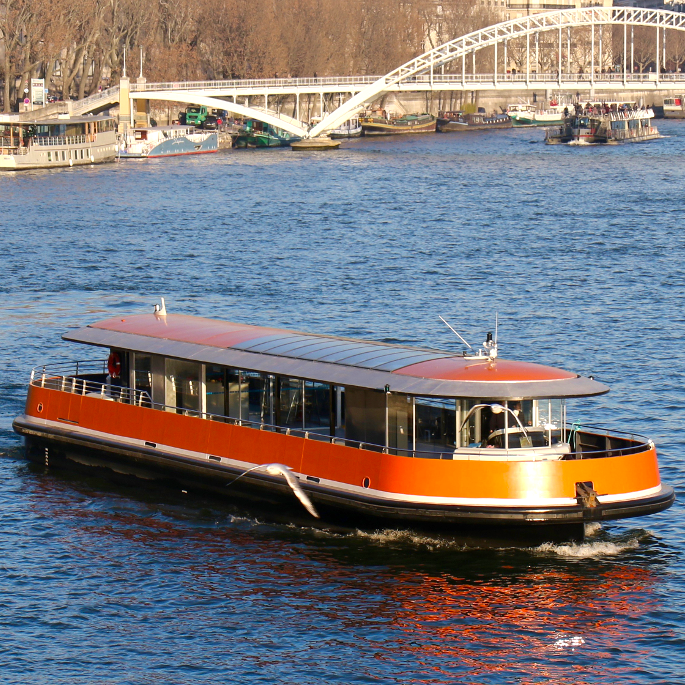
<box><xmin>438</xmin><ymin>316</ymin><xmax>473</xmax><ymax>350</ymax></box>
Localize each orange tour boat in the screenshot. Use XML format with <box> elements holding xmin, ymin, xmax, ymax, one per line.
<box><xmin>13</xmin><ymin>301</ymin><xmax>674</xmax><ymax>541</ymax></box>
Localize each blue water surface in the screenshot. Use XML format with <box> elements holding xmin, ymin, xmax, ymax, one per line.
<box><xmin>1</xmin><ymin>122</ymin><xmax>684</xmax><ymax>684</ymax></box>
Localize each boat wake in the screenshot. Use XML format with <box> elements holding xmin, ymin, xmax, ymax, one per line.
<box><xmin>534</xmin><ymin>537</ymin><xmax>640</xmax><ymax>558</ymax></box>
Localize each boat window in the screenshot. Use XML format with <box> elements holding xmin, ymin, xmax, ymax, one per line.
<box><xmin>165</xmin><ymin>359</ymin><xmax>200</xmax><ymax>413</ymax></box>
<box><xmin>133</xmin><ymin>353</ymin><xmax>152</xmax><ymax>404</ymax></box>
<box><xmin>206</xmin><ymin>365</ymin><xmax>225</xmax><ymax>416</ymax></box>
<box><xmin>534</xmin><ymin>399</ymin><xmax>565</xmax><ymax>440</ymax></box>
<box><xmin>226</xmin><ymin>369</ymin><xmax>243</xmax><ymax>419</ymax></box>
<box><xmin>244</xmin><ymin>371</ymin><xmax>270</xmax><ymax>425</ymax></box>
<box><xmin>344</xmin><ymin>387</ymin><xmax>385</xmax><ymax>447</ymax></box>
<box><xmin>459</xmin><ymin>399</ymin><xmax>533</xmax><ymax>448</ymax></box>
<box><xmin>279</xmin><ymin>377</ymin><xmax>303</xmax><ymax>429</ymax></box>
<box><xmin>388</xmin><ymin>393</ymin><xmax>413</xmax><ymax>452</ymax></box>
<box><xmin>415</xmin><ymin>397</ymin><xmax>455</xmax><ymax>453</ymax></box>
<box><xmin>304</xmin><ymin>381</ymin><xmax>330</xmax><ymax>433</ymax></box>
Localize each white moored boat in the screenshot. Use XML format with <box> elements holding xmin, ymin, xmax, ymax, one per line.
<box><xmin>0</xmin><ymin>114</ymin><xmax>117</xmax><ymax>170</ymax></box>
<box><xmin>663</xmin><ymin>96</ymin><xmax>685</xmax><ymax>119</ymax></box>
<box><xmin>507</xmin><ymin>103</ymin><xmax>567</xmax><ymax>127</ymax></box>
<box><xmin>118</xmin><ymin>125</ymin><xmax>218</xmax><ymax>158</ymax></box>
<box><xmin>329</xmin><ymin>117</ymin><xmax>362</xmax><ymax>138</ymax></box>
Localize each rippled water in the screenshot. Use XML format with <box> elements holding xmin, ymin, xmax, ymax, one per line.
<box><xmin>1</xmin><ymin>122</ymin><xmax>684</xmax><ymax>683</ymax></box>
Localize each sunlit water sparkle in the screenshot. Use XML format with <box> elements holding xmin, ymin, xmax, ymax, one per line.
<box><xmin>1</xmin><ymin>122</ymin><xmax>684</xmax><ymax>683</ymax></box>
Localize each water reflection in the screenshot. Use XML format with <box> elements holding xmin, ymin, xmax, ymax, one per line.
<box><xmin>14</xmin><ymin>464</ymin><xmax>672</xmax><ymax>684</ymax></box>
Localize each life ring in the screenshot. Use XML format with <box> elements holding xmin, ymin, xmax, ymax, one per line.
<box><xmin>107</xmin><ymin>351</ymin><xmax>121</xmax><ymax>378</ymax></box>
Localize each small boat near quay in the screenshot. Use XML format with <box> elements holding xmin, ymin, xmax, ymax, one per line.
<box><xmin>235</xmin><ymin>120</ymin><xmax>301</xmax><ymax>148</ymax></box>
<box><xmin>118</xmin><ymin>125</ymin><xmax>218</xmax><ymax>158</ymax></box>
<box><xmin>437</xmin><ymin>110</ymin><xmax>512</xmax><ymax>132</ymax></box>
<box><xmin>0</xmin><ymin>114</ymin><xmax>117</xmax><ymax>170</ymax></box>
<box><xmin>545</xmin><ymin>108</ymin><xmax>659</xmax><ymax>145</ymax></box>
<box><xmin>506</xmin><ymin>102</ymin><xmax>567</xmax><ymax>127</ymax></box>
<box><xmin>360</xmin><ymin>110</ymin><xmax>436</xmax><ymax>135</ymax></box>
<box><xmin>13</xmin><ymin>302</ymin><xmax>674</xmax><ymax>541</ymax></box>
<box><xmin>328</xmin><ymin>117</ymin><xmax>362</xmax><ymax>139</ymax></box>
<box><xmin>663</xmin><ymin>95</ymin><xmax>685</xmax><ymax>118</ymax></box>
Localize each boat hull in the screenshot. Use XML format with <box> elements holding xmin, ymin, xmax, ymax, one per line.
<box><xmin>509</xmin><ymin>114</ymin><xmax>565</xmax><ymax>127</ymax></box>
<box><xmin>14</xmin><ymin>382</ymin><xmax>674</xmax><ymax>539</ymax></box>
<box><xmin>329</xmin><ymin>127</ymin><xmax>362</xmax><ymax>139</ymax></box>
<box><xmin>437</xmin><ymin>118</ymin><xmax>512</xmax><ymax>132</ymax></box>
<box><xmin>361</xmin><ymin>120</ymin><xmax>437</xmax><ymax>135</ymax></box>
<box><xmin>235</xmin><ymin>133</ymin><xmax>297</xmax><ymax>148</ymax></box>
<box><xmin>120</xmin><ymin>132</ymin><xmax>218</xmax><ymax>158</ymax></box>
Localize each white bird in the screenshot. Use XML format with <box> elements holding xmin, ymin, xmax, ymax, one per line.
<box><xmin>226</xmin><ymin>462</ymin><xmax>320</xmax><ymax>519</ymax></box>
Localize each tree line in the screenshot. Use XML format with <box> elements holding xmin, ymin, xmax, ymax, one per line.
<box><xmin>2</xmin><ymin>0</ymin><xmax>683</xmax><ymax>113</ymax></box>
<box><xmin>0</xmin><ymin>0</ymin><xmax>496</xmax><ymax>111</ymax></box>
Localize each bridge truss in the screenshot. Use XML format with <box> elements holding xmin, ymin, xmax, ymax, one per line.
<box><xmin>310</xmin><ymin>7</ymin><xmax>685</xmax><ymax>137</ymax></box>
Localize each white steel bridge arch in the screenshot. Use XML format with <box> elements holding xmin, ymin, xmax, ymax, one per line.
<box><xmin>310</xmin><ymin>7</ymin><xmax>685</xmax><ymax>137</ymax></box>
<box><xmin>130</xmin><ymin>91</ymin><xmax>307</xmax><ymax>137</ymax></box>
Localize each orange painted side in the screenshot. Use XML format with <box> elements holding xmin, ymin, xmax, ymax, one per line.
<box><xmin>24</xmin><ymin>385</ymin><xmax>662</xmax><ymax>501</ymax></box>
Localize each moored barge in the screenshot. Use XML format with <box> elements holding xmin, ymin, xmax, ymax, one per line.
<box><xmin>437</xmin><ymin>110</ymin><xmax>512</xmax><ymax>132</ymax></box>
<box><xmin>13</xmin><ymin>304</ymin><xmax>674</xmax><ymax>540</ymax></box>
<box><xmin>360</xmin><ymin>111</ymin><xmax>436</xmax><ymax>135</ymax></box>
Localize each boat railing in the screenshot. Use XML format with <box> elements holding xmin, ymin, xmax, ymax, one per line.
<box><xmin>33</xmin><ymin>135</ymin><xmax>89</xmax><ymax>147</ymax></box>
<box><xmin>29</xmin><ymin>364</ymin><xmax>653</xmax><ymax>462</ymax></box>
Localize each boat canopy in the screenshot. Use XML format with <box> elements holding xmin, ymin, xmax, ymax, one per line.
<box><xmin>64</xmin><ymin>314</ymin><xmax>609</xmax><ymax>400</ymax></box>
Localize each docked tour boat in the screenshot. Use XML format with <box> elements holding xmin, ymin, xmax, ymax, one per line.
<box><xmin>506</xmin><ymin>103</ymin><xmax>567</xmax><ymax>127</ymax></box>
<box><xmin>13</xmin><ymin>304</ymin><xmax>673</xmax><ymax>541</ymax></box>
<box><xmin>663</xmin><ymin>95</ymin><xmax>685</xmax><ymax>118</ymax></box>
<box><xmin>118</xmin><ymin>125</ymin><xmax>218</xmax><ymax>158</ymax></box>
<box><xmin>545</xmin><ymin>109</ymin><xmax>659</xmax><ymax>145</ymax></box>
<box><xmin>0</xmin><ymin>114</ymin><xmax>117</xmax><ymax>170</ymax></box>
<box><xmin>437</xmin><ymin>110</ymin><xmax>512</xmax><ymax>132</ymax></box>
<box><xmin>329</xmin><ymin>117</ymin><xmax>362</xmax><ymax>138</ymax></box>
<box><xmin>360</xmin><ymin>111</ymin><xmax>436</xmax><ymax>135</ymax></box>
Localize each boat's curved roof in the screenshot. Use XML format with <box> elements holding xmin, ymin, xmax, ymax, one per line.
<box><xmin>64</xmin><ymin>313</ymin><xmax>609</xmax><ymax>399</ymax></box>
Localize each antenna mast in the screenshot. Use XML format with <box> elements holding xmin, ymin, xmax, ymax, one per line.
<box><xmin>438</xmin><ymin>316</ymin><xmax>473</xmax><ymax>350</ymax></box>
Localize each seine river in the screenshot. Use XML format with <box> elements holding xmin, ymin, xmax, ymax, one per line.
<box><xmin>1</xmin><ymin>122</ymin><xmax>684</xmax><ymax>683</ymax></box>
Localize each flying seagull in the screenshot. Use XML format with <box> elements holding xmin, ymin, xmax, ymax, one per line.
<box><xmin>226</xmin><ymin>462</ymin><xmax>320</xmax><ymax>519</ymax></box>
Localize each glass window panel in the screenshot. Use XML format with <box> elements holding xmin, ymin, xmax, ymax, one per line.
<box><xmin>416</xmin><ymin>397</ymin><xmax>455</xmax><ymax>453</ymax></box>
<box><xmin>133</xmin><ymin>354</ymin><xmax>152</xmax><ymax>406</ymax></box>
<box><xmin>388</xmin><ymin>393</ymin><xmax>412</xmax><ymax>453</ymax></box>
<box><xmin>244</xmin><ymin>371</ymin><xmax>269</xmax><ymax>425</ymax></box>
<box><xmin>226</xmin><ymin>369</ymin><xmax>242</xmax><ymax>419</ymax></box>
<box><xmin>279</xmin><ymin>378</ymin><xmax>303</xmax><ymax>429</ymax></box>
<box><xmin>165</xmin><ymin>359</ymin><xmax>200</xmax><ymax>413</ymax></box>
<box><xmin>304</xmin><ymin>381</ymin><xmax>330</xmax><ymax>432</ymax></box>
<box><xmin>206</xmin><ymin>365</ymin><xmax>225</xmax><ymax>416</ymax></box>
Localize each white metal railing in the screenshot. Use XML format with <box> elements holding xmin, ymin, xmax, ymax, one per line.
<box><xmin>129</xmin><ymin>72</ymin><xmax>685</xmax><ymax>95</ymax></box>
<box><xmin>29</xmin><ymin>361</ymin><xmax>651</xmax><ymax>462</ymax></box>
<box><xmin>70</xmin><ymin>86</ymin><xmax>120</xmax><ymax>115</ymax></box>
<box><xmin>33</xmin><ymin>135</ymin><xmax>88</xmax><ymax>146</ymax></box>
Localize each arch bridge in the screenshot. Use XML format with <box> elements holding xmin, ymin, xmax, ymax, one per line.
<box><xmin>71</xmin><ymin>8</ymin><xmax>685</xmax><ymax>137</ymax></box>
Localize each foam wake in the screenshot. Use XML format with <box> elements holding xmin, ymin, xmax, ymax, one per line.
<box><xmin>535</xmin><ymin>537</ymin><xmax>640</xmax><ymax>558</ymax></box>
